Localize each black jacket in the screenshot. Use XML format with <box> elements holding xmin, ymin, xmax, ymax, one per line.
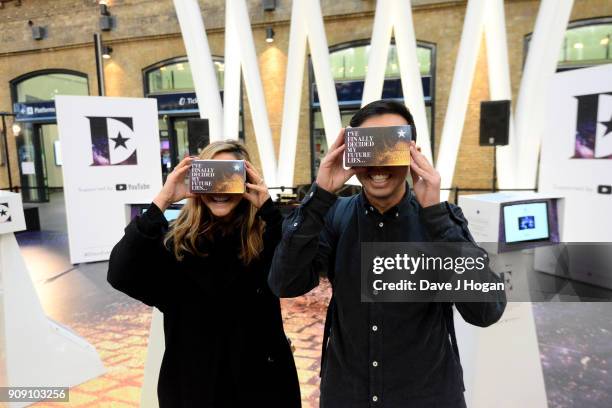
<box><xmin>107</xmin><ymin>198</ymin><xmax>301</xmax><ymax>408</ymax></box>
<box><xmin>269</xmin><ymin>183</ymin><xmax>506</xmax><ymax>408</ymax></box>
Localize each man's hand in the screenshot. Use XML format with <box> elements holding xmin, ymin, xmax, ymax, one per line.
<box><xmin>315</xmin><ymin>128</ymin><xmax>358</xmax><ymax>193</ymax></box>
<box><xmin>409</xmin><ymin>141</ymin><xmax>441</xmax><ymax>208</ymax></box>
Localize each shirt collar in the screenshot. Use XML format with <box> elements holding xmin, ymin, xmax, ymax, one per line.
<box><xmin>358</xmin><ymin>181</ymin><xmax>413</xmax><ymax>216</ymax></box>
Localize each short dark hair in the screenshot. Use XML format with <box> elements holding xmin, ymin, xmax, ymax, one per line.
<box><xmin>349</xmin><ymin>100</ymin><xmax>417</xmax><ymax>141</ymax></box>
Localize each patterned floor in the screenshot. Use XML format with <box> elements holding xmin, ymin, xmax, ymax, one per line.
<box><xmin>28</xmin><ymin>274</ymin><xmax>330</xmax><ymax>408</ymax></box>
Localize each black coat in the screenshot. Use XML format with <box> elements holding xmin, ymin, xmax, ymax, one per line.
<box><xmin>107</xmin><ymin>199</ymin><xmax>301</xmax><ymax>408</ymax></box>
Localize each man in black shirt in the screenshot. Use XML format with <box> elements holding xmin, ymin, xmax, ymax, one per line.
<box><xmin>268</xmin><ymin>100</ymin><xmax>506</xmax><ymax>407</ymax></box>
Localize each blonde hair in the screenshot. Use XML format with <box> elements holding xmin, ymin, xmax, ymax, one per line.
<box><xmin>164</xmin><ymin>140</ymin><xmax>264</xmax><ymax>264</ymax></box>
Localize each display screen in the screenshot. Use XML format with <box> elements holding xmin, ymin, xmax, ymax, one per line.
<box><xmin>141</xmin><ymin>207</ymin><xmax>181</xmax><ymax>221</ymax></box>
<box><xmin>503</xmin><ymin>202</ymin><xmax>549</xmax><ymax>243</ymax></box>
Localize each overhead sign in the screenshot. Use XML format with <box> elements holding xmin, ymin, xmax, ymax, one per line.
<box><xmin>56</xmin><ymin>96</ymin><xmax>163</xmax><ymax>264</ymax></box>
<box><xmin>13</xmin><ymin>101</ymin><xmax>57</xmax><ymax>122</ymax></box>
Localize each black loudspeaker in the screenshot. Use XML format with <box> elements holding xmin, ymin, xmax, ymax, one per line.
<box><xmin>479</xmin><ymin>100</ymin><xmax>510</xmax><ymax>146</ymax></box>
<box><xmin>187</xmin><ymin>119</ymin><xmax>209</xmax><ymax>155</ymax></box>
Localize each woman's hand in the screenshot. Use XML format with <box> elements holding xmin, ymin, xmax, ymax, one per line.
<box><xmin>243</xmin><ymin>160</ymin><xmax>271</xmax><ymax>209</ymax></box>
<box><xmin>153</xmin><ymin>156</ymin><xmax>197</xmax><ymax>212</ymax></box>
<box><xmin>315</xmin><ymin>128</ymin><xmax>358</xmax><ymax>193</ymax></box>
<box><xmin>409</xmin><ymin>141</ymin><xmax>441</xmax><ymax>208</ymax></box>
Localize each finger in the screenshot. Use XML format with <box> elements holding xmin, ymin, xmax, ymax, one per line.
<box><xmin>410</xmin><ymin>159</ymin><xmax>428</xmax><ymax>179</ymax></box>
<box><xmin>246</xmin><ymin>182</ymin><xmax>267</xmax><ymax>192</ymax></box>
<box><xmin>409</xmin><ymin>164</ymin><xmax>421</xmax><ymax>186</ymax></box>
<box><xmin>245</xmin><ymin>166</ymin><xmax>263</xmax><ymax>184</ymax></box>
<box><xmin>328</xmin><ymin>128</ymin><xmax>346</xmax><ymax>152</ymax></box>
<box><xmin>185</xmin><ymin>192</ymin><xmax>198</xmax><ymax>199</ymax></box>
<box><xmin>410</xmin><ymin>144</ymin><xmax>435</xmax><ymax>175</ymax></box>
<box><xmin>174</xmin><ymin>163</ymin><xmax>192</xmax><ymax>178</ymax></box>
<box><xmin>242</xmin><ymin>191</ymin><xmax>256</xmax><ymax>204</ymax></box>
<box><xmin>177</xmin><ymin>155</ymin><xmax>195</xmax><ymax>169</ymax></box>
<box><xmin>323</xmin><ymin>144</ymin><xmax>345</xmax><ymax>165</ymax></box>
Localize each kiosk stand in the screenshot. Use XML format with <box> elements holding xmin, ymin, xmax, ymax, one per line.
<box><xmin>457</xmin><ymin>192</ymin><xmax>564</xmax><ymax>408</ymax></box>
<box><xmin>125</xmin><ymin>203</ymin><xmax>182</xmax><ymax>408</ymax></box>
<box><xmin>0</xmin><ymin>191</ymin><xmax>105</xmax><ymax>408</ymax></box>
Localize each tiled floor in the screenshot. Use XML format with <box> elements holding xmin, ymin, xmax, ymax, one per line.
<box><xmin>30</xmin><ymin>284</ymin><xmax>330</xmax><ymax>408</ymax></box>
<box><xmin>12</xmin><ymin>192</ymin><xmax>612</xmax><ymax>407</ymax></box>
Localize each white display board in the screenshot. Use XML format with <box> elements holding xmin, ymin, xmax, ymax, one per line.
<box><xmin>0</xmin><ymin>191</ymin><xmax>105</xmax><ymax>407</ymax></box>
<box><xmin>539</xmin><ymin>64</ymin><xmax>612</xmax><ymax>242</ymax></box>
<box><xmin>56</xmin><ymin>96</ymin><xmax>163</xmax><ymax>264</ymax></box>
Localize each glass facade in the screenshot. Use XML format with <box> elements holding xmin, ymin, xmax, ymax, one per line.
<box><xmin>11</xmin><ymin>71</ymin><xmax>89</xmax><ymax>202</ymax></box>
<box><xmin>559</xmin><ymin>22</ymin><xmax>612</xmax><ymax>67</ymax></box>
<box><xmin>147</xmin><ymin>59</ymin><xmax>225</xmax><ymax>94</ymax></box>
<box><xmin>144</xmin><ymin>57</ymin><xmax>243</xmax><ymax>181</ymax></box>
<box><xmin>15</xmin><ymin>73</ymin><xmax>88</xmax><ymax>102</ymax></box>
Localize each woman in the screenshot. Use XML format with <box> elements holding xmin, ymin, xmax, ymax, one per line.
<box><xmin>107</xmin><ymin>140</ymin><xmax>301</xmax><ymax>407</ymax></box>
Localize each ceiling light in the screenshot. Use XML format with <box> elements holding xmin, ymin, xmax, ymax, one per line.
<box><xmin>573</xmin><ymin>42</ymin><xmax>583</xmax><ymax>49</ymax></box>
<box><xmin>601</xmin><ymin>37</ymin><xmax>610</xmax><ymax>45</ymax></box>
<box><xmin>102</xmin><ymin>45</ymin><xmax>113</xmax><ymax>59</ymax></box>
<box><xmin>266</xmin><ymin>27</ymin><xmax>275</xmax><ymax>44</ymax></box>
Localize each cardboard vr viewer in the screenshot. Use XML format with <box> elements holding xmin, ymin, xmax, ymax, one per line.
<box><xmin>190</xmin><ymin>159</ymin><xmax>246</xmax><ymax>194</ymax></box>
<box><xmin>343</xmin><ymin>125</ymin><xmax>413</xmax><ymax>167</ymax></box>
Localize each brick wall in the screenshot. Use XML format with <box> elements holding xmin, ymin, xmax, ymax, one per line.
<box><xmin>1</xmin><ymin>0</ymin><xmax>611</xmax><ymax>191</ymax></box>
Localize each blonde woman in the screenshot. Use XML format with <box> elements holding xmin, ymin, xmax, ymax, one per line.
<box><xmin>107</xmin><ymin>140</ymin><xmax>301</xmax><ymax>407</ymax></box>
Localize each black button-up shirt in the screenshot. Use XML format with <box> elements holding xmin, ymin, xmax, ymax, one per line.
<box><xmin>269</xmin><ymin>183</ymin><xmax>506</xmax><ymax>408</ymax></box>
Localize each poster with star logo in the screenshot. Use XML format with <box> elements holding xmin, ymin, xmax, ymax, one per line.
<box><xmin>55</xmin><ymin>96</ymin><xmax>163</xmax><ymax>263</ymax></box>
<box><xmin>0</xmin><ymin>191</ymin><xmax>26</xmax><ymax>234</ymax></box>
<box><xmin>539</xmin><ymin>64</ymin><xmax>612</xmax><ymax>242</ymax></box>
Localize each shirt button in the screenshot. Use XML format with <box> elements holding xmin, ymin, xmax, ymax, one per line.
<box><xmin>395</xmin><ymin>212</ymin><xmax>399</xmax><ymax>217</ymax></box>
<box><xmin>309</xmin><ymin>192</ymin><xmax>314</xmax><ymax>197</ymax></box>
<box><xmin>365</xmin><ymin>210</ymin><xmax>368</xmax><ymax>215</ymax></box>
<box><xmin>372</xmin><ymin>361</ymin><xmax>379</xmax><ymax>367</ymax></box>
<box><xmin>372</xmin><ymin>395</ymin><xmax>378</xmax><ymax>402</ymax></box>
<box><xmin>293</xmin><ymin>222</ymin><xmax>298</xmax><ymax>227</ymax></box>
<box><xmin>370</xmin><ymin>206</ymin><xmax>374</xmax><ymax>211</ymax></box>
<box><xmin>372</xmin><ymin>325</ymin><xmax>378</xmax><ymax>332</ymax></box>
<box><xmin>378</xmin><ymin>222</ymin><xmax>384</xmax><ymax>227</ymax></box>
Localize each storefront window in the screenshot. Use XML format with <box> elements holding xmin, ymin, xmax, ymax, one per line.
<box><xmin>15</xmin><ymin>72</ymin><xmax>88</xmax><ymax>102</ymax></box>
<box><xmin>147</xmin><ymin>58</ymin><xmax>225</xmax><ymax>94</ymax></box>
<box><xmin>525</xmin><ymin>19</ymin><xmax>612</xmax><ymax>70</ymax></box>
<box><xmin>144</xmin><ymin>57</ymin><xmax>242</xmax><ymax>182</ymax></box>
<box><xmin>559</xmin><ymin>22</ymin><xmax>612</xmax><ymax>67</ymax></box>
<box><xmin>10</xmin><ymin>70</ymin><xmax>89</xmax><ymax>202</ymax></box>
<box><xmin>310</xmin><ymin>41</ymin><xmax>435</xmax><ymax>180</ymax></box>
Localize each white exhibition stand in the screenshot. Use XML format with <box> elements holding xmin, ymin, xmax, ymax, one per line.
<box><xmin>140</xmin><ymin>309</ymin><xmax>164</xmax><ymax>408</ymax></box>
<box><xmin>456</xmin><ymin>192</ymin><xmax>558</xmax><ymax>408</ymax></box>
<box><xmin>0</xmin><ymin>191</ymin><xmax>105</xmax><ymax>407</ymax></box>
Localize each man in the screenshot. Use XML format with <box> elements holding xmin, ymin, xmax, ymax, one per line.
<box><xmin>269</xmin><ymin>100</ymin><xmax>506</xmax><ymax>407</ymax></box>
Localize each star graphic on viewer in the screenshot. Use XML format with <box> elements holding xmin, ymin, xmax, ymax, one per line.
<box><xmin>397</xmin><ymin>128</ymin><xmax>407</xmax><ymax>138</ymax></box>
<box><xmin>111</xmin><ymin>132</ymin><xmax>130</xmax><ymax>149</ymax></box>
<box><xmin>0</xmin><ymin>209</ymin><xmax>6</xmax><ymax>217</ymax></box>
<box><xmin>599</xmin><ymin>114</ymin><xmax>612</xmax><ymax>137</ymax></box>
<box><xmin>233</xmin><ymin>163</ymin><xmax>241</xmax><ymax>172</ymax></box>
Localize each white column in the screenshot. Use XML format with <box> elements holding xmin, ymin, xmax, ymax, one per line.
<box><xmin>513</xmin><ymin>0</ymin><xmax>574</xmax><ymax>189</ymax></box>
<box><xmin>484</xmin><ymin>0</ymin><xmax>515</xmax><ymax>189</ymax></box>
<box><xmin>277</xmin><ymin>0</ymin><xmax>341</xmax><ymax>187</ymax></box>
<box><xmin>362</xmin><ymin>0</ymin><xmax>433</xmax><ymax>163</ymax></box>
<box><xmin>173</xmin><ymin>0</ymin><xmax>224</xmax><ymax>142</ymax></box>
<box><xmin>224</xmin><ymin>0</ymin><xmax>277</xmax><ymax>186</ymax></box>
<box><xmin>435</xmin><ymin>0</ymin><xmax>487</xmax><ymax>201</ymax></box>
